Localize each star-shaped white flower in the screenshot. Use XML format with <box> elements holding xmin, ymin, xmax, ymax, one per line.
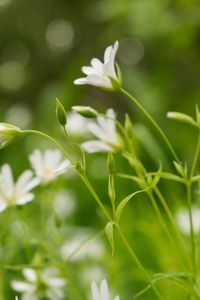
<box><xmin>175</xmin><ymin>206</ymin><xmax>200</xmax><ymax>235</ymax></box>
<box><xmin>91</xmin><ymin>279</ymin><xmax>120</xmax><ymax>300</ymax></box>
<box><xmin>29</xmin><ymin>149</ymin><xmax>70</xmax><ymax>184</ymax></box>
<box><xmin>0</xmin><ymin>164</ymin><xmax>39</xmax><ymax>212</ymax></box>
<box><xmin>81</xmin><ymin>109</ymin><xmax>123</xmax><ymax>153</ymax></box>
<box><xmin>74</xmin><ymin>41</ymin><xmax>121</xmax><ymax>90</ymax></box>
<box><xmin>11</xmin><ymin>268</ymin><xmax>66</xmax><ymax>300</ymax></box>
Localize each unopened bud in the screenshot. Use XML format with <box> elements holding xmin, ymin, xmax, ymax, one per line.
<box><xmin>56</xmin><ymin>98</ymin><xmax>67</xmax><ymax>126</ymax></box>
<box><xmin>72</xmin><ymin>106</ymin><xmax>98</xmax><ymax>118</ymax></box>
<box><xmin>107</xmin><ymin>152</ymin><xmax>116</xmax><ymax>175</ymax></box>
<box><xmin>167</xmin><ymin>112</ymin><xmax>196</xmax><ymax>126</ymax></box>
<box><xmin>0</xmin><ymin>123</ymin><xmax>21</xmax><ymax>149</ymax></box>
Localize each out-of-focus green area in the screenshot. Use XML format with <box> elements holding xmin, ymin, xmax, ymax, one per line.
<box><xmin>0</xmin><ymin>0</ymin><xmax>200</xmax><ymax>299</ymax></box>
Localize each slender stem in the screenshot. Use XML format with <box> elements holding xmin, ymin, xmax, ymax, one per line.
<box><xmin>117</xmin><ymin>225</ymin><xmax>166</xmax><ymax>300</ymax></box>
<box><xmin>147</xmin><ymin>191</ymin><xmax>187</xmax><ymax>269</ymax></box>
<box><xmin>191</xmin><ymin>131</ymin><xmax>200</xmax><ymax>178</ymax></box>
<box><xmin>63</xmin><ymin>126</ymin><xmax>80</xmax><ymax>165</ymax></box>
<box><xmin>154</xmin><ymin>186</ymin><xmax>191</xmax><ymax>270</ymax></box>
<box><xmin>120</xmin><ymin>87</ymin><xmax>180</xmax><ymax>162</ymax></box>
<box><xmin>80</xmin><ymin>174</ymin><xmax>112</xmax><ymax>222</ymax></box>
<box><xmin>186</xmin><ymin>181</ymin><xmax>196</xmax><ymax>275</ymax></box>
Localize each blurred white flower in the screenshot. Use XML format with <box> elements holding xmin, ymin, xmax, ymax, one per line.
<box><xmin>82</xmin><ymin>109</ymin><xmax>123</xmax><ymax>153</ymax></box>
<box><xmin>66</xmin><ymin>111</ymin><xmax>89</xmax><ymax>137</ymax></box>
<box><xmin>74</xmin><ymin>41</ymin><xmax>120</xmax><ymax>90</ymax></box>
<box><xmin>91</xmin><ymin>279</ymin><xmax>120</xmax><ymax>300</ymax></box>
<box><xmin>53</xmin><ymin>189</ymin><xmax>77</xmax><ymax>218</ymax></box>
<box><xmin>0</xmin><ymin>164</ymin><xmax>39</xmax><ymax>212</ymax></box>
<box><xmin>11</xmin><ymin>267</ymin><xmax>66</xmax><ymax>300</ymax></box>
<box><xmin>29</xmin><ymin>149</ymin><xmax>70</xmax><ymax>184</ymax></box>
<box><xmin>175</xmin><ymin>206</ymin><xmax>200</xmax><ymax>235</ymax></box>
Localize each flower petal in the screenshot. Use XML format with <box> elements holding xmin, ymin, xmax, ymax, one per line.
<box><xmin>82</xmin><ymin>140</ymin><xmax>111</xmax><ymax>153</ymax></box>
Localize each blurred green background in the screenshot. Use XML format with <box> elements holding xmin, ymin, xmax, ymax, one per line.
<box><xmin>0</xmin><ymin>0</ymin><xmax>200</xmax><ymax>299</ymax></box>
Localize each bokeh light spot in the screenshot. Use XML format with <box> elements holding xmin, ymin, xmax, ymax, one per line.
<box><xmin>46</xmin><ymin>19</ymin><xmax>74</xmax><ymax>53</ymax></box>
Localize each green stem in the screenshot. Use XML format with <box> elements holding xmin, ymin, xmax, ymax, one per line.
<box><xmin>147</xmin><ymin>191</ymin><xmax>187</xmax><ymax>269</ymax></box>
<box><xmin>120</xmin><ymin>87</ymin><xmax>179</xmax><ymax>162</ymax></box>
<box><xmin>117</xmin><ymin>225</ymin><xmax>166</xmax><ymax>300</ymax></box>
<box><xmin>80</xmin><ymin>174</ymin><xmax>112</xmax><ymax>222</ymax></box>
<box><xmin>191</xmin><ymin>131</ymin><xmax>200</xmax><ymax>178</ymax></box>
<box><xmin>154</xmin><ymin>186</ymin><xmax>191</xmax><ymax>270</ymax></box>
<box><xmin>186</xmin><ymin>181</ymin><xmax>196</xmax><ymax>275</ymax></box>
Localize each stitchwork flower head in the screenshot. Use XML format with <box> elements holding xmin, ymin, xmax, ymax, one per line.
<box><xmin>0</xmin><ymin>164</ymin><xmax>39</xmax><ymax>212</ymax></box>
<box><xmin>91</xmin><ymin>278</ymin><xmax>120</xmax><ymax>300</ymax></box>
<box><xmin>29</xmin><ymin>149</ymin><xmax>70</xmax><ymax>184</ymax></box>
<box><xmin>81</xmin><ymin>109</ymin><xmax>123</xmax><ymax>153</ymax></box>
<box><xmin>11</xmin><ymin>267</ymin><xmax>66</xmax><ymax>300</ymax></box>
<box><xmin>74</xmin><ymin>41</ymin><xmax>121</xmax><ymax>90</ymax></box>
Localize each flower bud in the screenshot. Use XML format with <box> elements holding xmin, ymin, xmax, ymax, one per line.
<box><xmin>56</xmin><ymin>98</ymin><xmax>67</xmax><ymax>126</ymax></box>
<box><xmin>107</xmin><ymin>152</ymin><xmax>116</xmax><ymax>175</ymax></box>
<box><xmin>167</xmin><ymin>112</ymin><xmax>196</xmax><ymax>126</ymax></box>
<box><xmin>72</xmin><ymin>106</ymin><xmax>98</xmax><ymax>118</ymax></box>
<box><xmin>124</xmin><ymin>114</ymin><xmax>133</xmax><ymax>137</ymax></box>
<box><xmin>0</xmin><ymin>123</ymin><xmax>21</xmax><ymax>149</ymax></box>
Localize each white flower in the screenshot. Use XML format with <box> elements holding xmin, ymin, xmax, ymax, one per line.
<box><xmin>29</xmin><ymin>149</ymin><xmax>70</xmax><ymax>184</ymax></box>
<box><xmin>11</xmin><ymin>267</ymin><xmax>66</xmax><ymax>300</ymax></box>
<box><xmin>81</xmin><ymin>109</ymin><xmax>123</xmax><ymax>153</ymax></box>
<box><xmin>0</xmin><ymin>164</ymin><xmax>39</xmax><ymax>212</ymax></box>
<box><xmin>175</xmin><ymin>206</ymin><xmax>200</xmax><ymax>235</ymax></box>
<box><xmin>74</xmin><ymin>41</ymin><xmax>121</xmax><ymax>90</ymax></box>
<box><xmin>91</xmin><ymin>279</ymin><xmax>120</xmax><ymax>300</ymax></box>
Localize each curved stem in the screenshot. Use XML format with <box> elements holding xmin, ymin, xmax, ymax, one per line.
<box><xmin>120</xmin><ymin>87</ymin><xmax>180</xmax><ymax>162</ymax></box>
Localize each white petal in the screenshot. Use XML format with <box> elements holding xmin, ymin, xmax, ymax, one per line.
<box><xmin>91</xmin><ymin>58</ymin><xmax>103</xmax><ymax>72</ymax></box>
<box><xmin>11</xmin><ymin>281</ymin><xmax>32</xmax><ymax>292</ymax></box>
<box><xmin>0</xmin><ymin>164</ymin><xmax>14</xmax><ymax>198</ymax></box>
<box><xmin>16</xmin><ymin>193</ymin><xmax>34</xmax><ymax>205</ymax></box>
<box><xmin>74</xmin><ymin>78</ymin><xmax>88</xmax><ymax>85</ymax></box>
<box><xmin>29</xmin><ymin>150</ymin><xmax>43</xmax><ymax>174</ymax></box>
<box><xmin>0</xmin><ymin>200</ymin><xmax>7</xmax><ymax>212</ymax></box>
<box><xmin>82</xmin><ymin>140</ymin><xmax>111</xmax><ymax>153</ymax></box>
<box><xmin>91</xmin><ymin>281</ymin><xmax>100</xmax><ymax>300</ymax></box>
<box><xmin>104</xmin><ymin>45</ymin><xmax>112</xmax><ymax>63</ymax></box>
<box><xmin>114</xmin><ymin>296</ymin><xmax>120</xmax><ymax>300</ymax></box>
<box><xmin>82</xmin><ymin>66</ymin><xmax>96</xmax><ymax>75</ymax></box>
<box><xmin>100</xmin><ymin>279</ymin><xmax>109</xmax><ymax>300</ymax></box>
<box><xmin>88</xmin><ymin>122</ymin><xmax>107</xmax><ymax>141</ymax></box>
<box><xmin>23</xmin><ymin>268</ymin><xmax>37</xmax><ymax>282</ymax></box>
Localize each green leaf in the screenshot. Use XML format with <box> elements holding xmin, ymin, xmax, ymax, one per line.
<box><xmin>116</xmin><ymin>189</ymin><xmax>148</xmax><ymax>223</ymax></box>
<box><xmin>105</xmin><ymin>222</ymin><xmax>115</xmax><ymax>256</ymax></box>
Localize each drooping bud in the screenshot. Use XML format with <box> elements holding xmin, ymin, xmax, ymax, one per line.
<box><xmin>56</xmin><ymin>98</ymin><xmax>67</xmax><ymax>126</ymax></box>
<box><xmin>72</xmin><ymin>106</ymin><xmax>98</xmax><ymax>118</ymax></box>
<box><xmin>107</xmin><ymin>152</ymin><xmax>116</xmax><ymax>175</ymax></box>
<box><xmin>167</xmin><ymin>112</ymin><xmax>196</xmax><ymax>127</ymax></box>
<box><xmin>173</xmin><ymin>161</ymin><xmax>187</xmax><ymax>177</ymax></box>
<box><xmin>0</xmin><ymin>123</ymin><xmax>21</xmax><ymax>149</ymax></box>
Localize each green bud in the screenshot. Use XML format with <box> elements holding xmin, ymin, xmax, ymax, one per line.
<box><xmin>124</xmin><ymin>114</ymin><xmax>133</xmax><ymax>137</ymax></box>
<box><xmin>107</xmin><ymin>152</ymin><xmax>116</xmax><ymax>175</ymax></box>
<box><xmin>56</xmin><ymin>98</ymin><xmax>67</xmax><ymax>126</ymax></box>
<box><xmin>72</xmin><ymin>106</ymin><xmax>98</xmax><ymax>118</ymax></box>
<box><xmin>196</xmin><ymin>105</ymin><xmax>200</xmax><ymax>127</ymax></box>
<box><xmin>0</xmin><ymin>123</ymin><xmax>21</xmax><ymax>149</ymax></box>
<box><xmin>167</xmin><ymin>111</ymin><xmax>196</xmax><ymax>127</ymax></box>
<box><xmin>173</xmin><ymin>161</ymin><xmax>187</xmax><ymax>177</ymax></box>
